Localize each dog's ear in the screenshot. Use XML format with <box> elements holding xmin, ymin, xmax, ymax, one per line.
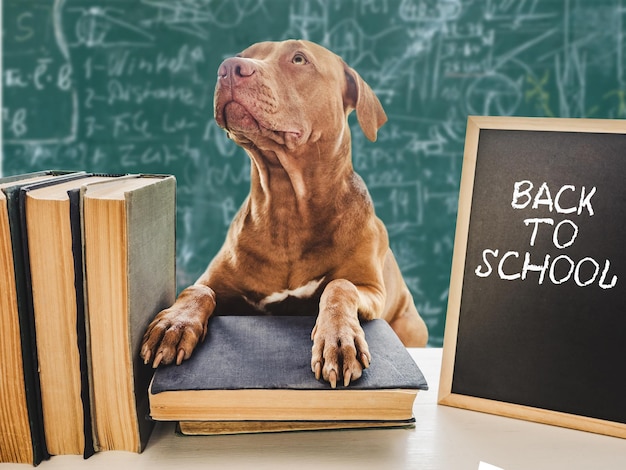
<box><xmin>343</xmin><ymin>64</ymin><xmax>387</xmax><ymax>141</ymax></box>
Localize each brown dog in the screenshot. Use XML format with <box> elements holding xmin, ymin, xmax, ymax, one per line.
<box><xmin>140</xmin><ymin>40</ymin><xmax>428</xmax><ymax>388</ymax></box>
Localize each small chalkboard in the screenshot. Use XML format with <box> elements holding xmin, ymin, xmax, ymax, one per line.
<box><xmin>439</xmin><ymin>116</ymin><xmax>626</xmax><ymax>439</ymax></box>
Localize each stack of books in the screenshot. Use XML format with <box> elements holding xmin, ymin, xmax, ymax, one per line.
<box><xmin>149</xmin><ymin>315</ymin><xmax>428</xmax><ymax>436</ymax></box>
<box><xmin>0</xmin><ymin>171</ymin><xmax>176</xmax><ymax>465</ymax></box>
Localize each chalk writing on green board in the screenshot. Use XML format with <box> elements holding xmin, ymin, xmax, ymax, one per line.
<box><xmin>3</xmin><ymin>0</ymin><xmax>626</xmax><ymax>346</ymax></box>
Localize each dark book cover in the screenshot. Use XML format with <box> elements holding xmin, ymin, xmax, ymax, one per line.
<box><xmin>67</xmin><ymin>188</ymin><xmax>95</xmax><ymax>459</ymax></box>
<box><xmin>151</xmin><ymin>316</ymin><xmax>428</xmax><ymax>393</ymax></box>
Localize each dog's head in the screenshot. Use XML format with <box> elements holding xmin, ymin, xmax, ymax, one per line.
<box><xmin>214</xmin><ymin>40</ymin><xmax>387</xmax><ymax>153</ymax></box>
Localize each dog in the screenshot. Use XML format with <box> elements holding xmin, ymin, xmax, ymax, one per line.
<box><xmin>140</xmin><ymin>40</ymin><xmax>428</xmax><ymax>388</ymax></box>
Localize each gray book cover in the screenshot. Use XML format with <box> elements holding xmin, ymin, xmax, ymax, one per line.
<box><xmin>151</xmin><ymin>316</ymin><xmax>428</xmax><ymax>392</ymax></box>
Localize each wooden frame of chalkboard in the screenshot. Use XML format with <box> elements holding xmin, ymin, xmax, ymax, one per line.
<box><xmin>439</xmin><ymin>116</ymin><xmax>626</xmax><ymax>439</ymax></box>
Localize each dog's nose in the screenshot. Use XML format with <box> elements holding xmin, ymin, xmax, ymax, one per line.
<box><xmin>218</xmin><ymin>57</ymin><xmax>256</xmax><ymax>84</ymax></box>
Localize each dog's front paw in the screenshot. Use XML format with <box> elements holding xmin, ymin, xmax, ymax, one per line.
<box><xmin>310</xmin><ymin>315</ymin><xmax>372</xmax><ymax>388</ymax></box>
<box><xmin>140</xmin><ymin>285</ymin><xmax>215</xmax><ymax>368</ymax></box>
<box><xmin>140</xmin><ymin>307</ymin><xmax>207</xmax><ymax>368</ymax></box>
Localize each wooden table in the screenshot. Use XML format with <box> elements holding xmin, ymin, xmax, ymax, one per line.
<box><xmin>8</xmin><ymin>349</ymin><xmax>625</xmax><ymax>469</ymax></box>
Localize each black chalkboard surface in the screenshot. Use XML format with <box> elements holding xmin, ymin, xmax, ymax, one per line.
<box><xmin>439</xmin><ymin>116</ymin><xmax>626</xmax><ymax>439</ymax></box>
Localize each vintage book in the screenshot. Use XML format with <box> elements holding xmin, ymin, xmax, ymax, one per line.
<box><xmin>82</xmin><ymin>175</ymin><xmax>176</xmax><ymax>453</ymax></box>
<box><xmin>177</xmin><ymin>418</ymin><xmax>417</xmax><ymax>436</ymax></box>
<box><xmin>21</xmin><ymin>174</ymin><xmax>120</xmax><ymax>457</ymax></box>
<box><xmin>0</xmin><ymin>171</ymin><xmax>80</xmax><ymax>465</ymax></box>
<box><xmin>149</xmin><ymin>316</ymin><xmax>428</xmax><ymax>423</ymax></box>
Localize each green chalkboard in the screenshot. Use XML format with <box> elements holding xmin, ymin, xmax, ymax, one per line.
<box><xmin>3</xmin><ymin>0</ymin><xmax>626</xmax><ymax>346</ymax></box>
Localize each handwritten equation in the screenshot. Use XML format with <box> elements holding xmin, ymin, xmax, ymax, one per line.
<box><xmin>3</xmin><ymin>0</ymin><xmax>626</xmax><ymax>345</ymax></box>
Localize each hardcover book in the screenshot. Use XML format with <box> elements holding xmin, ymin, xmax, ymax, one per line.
<box><xmin>82</xmin><ymin>175</ymin><xmax>176</xmax><ymax>453</ymax></box>
<box><xmin>149</xmin><ymin>316</ymin><xmax>428</xmax><ymax>424</ymax></box>
<box><xmin>0</xmin><ymin>171</ymin><xmax>80</xmax><ymax>465</ymax></box>
<box><xmin>177</xmin><ymin>419</ymin><xmax>417</xmax><ymax>436</ymax></box>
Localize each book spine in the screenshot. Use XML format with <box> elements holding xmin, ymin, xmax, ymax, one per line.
<box><xmin>125</xmin><ymin>175</ymin><xmax>176</xmax><ymax>451</ymax></box>
<box><xmin>4</xmin><ymin>186</ymin><xmax>49</xmax><ymax>465</ymax></box>
<box><xmin>68</xmin><ymin>189</ymin><xmax>96</xmax><ymax>459</ymax></box>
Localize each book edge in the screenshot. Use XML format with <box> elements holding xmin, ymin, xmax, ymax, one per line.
<box><xmin>149</xmin><ymin>387</ymin><xmax>419</xmax><ymax>422</ymax></box>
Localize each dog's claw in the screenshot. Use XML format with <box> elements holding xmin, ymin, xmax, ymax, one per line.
<box><xmin>329</xmin><ymin>370</ymin><xmax>337</xmax><ymax>389</ymax></box>
<box><xmin>152</xmin><ymin>351</ymin><xmax>164</xmax><ymax>369</ymax></box>
<box><xmin>176</xmin><ymin>349</ymin><xmax>185</xmax><ymax>365</ymax></box>
<box><xmin>314</xmin><ymin>361</ymin><xmax>321</xmax><ymax>380</ymax></box>
<box><xmin>143</xmin><ymin>349</ymin><xmax>151</xmax><ymax>365</ymax></box>
<box><xmin>344</xmin><ymin>369</ymin><xmax>352</xmax><ymax>387</ymax></box>
<box><xmin>361</xmin><ymin>353</ymin><xmax>370</xmax><ymax>369</ymax></box>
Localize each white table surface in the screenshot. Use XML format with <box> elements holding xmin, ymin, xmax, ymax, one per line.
<box><xmin>4</xmin><ymin>348</ymin><xmax>625</xmax><ymax>469</ymax></box>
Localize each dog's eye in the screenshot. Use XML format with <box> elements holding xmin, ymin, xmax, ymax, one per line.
<box><xmin>292</xmin><ymin>53</ymin><xmax>308</xmax><ymax>65</ymax></box>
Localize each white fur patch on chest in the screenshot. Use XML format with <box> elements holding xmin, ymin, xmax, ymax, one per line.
<box><xmin>245</xmin><ymin>277</ymin><xmax>324</xmax><ymax>312</ymax></box>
